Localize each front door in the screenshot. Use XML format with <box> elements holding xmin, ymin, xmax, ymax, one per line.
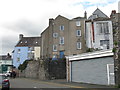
<box><xmin>59</xmin><ymin>51</ymin><xmax>64</xmax><ymax>59</ymax></box>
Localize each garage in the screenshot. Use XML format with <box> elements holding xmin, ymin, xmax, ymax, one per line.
<box><xmin>66</xmin><ymin>50</ymin><xmax>115</xmax><ymax>85</ymax></box>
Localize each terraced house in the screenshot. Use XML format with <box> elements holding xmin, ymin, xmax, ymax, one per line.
<box><xmin>13</xmin><ymin>34</ymin><xmax>41</xmax><ymax>68</ymax></box>
<box><xmin>41</xmin><ymin>13</ymin><xmax>87</xmax><ymax>60</ymax></box>
<box><xmin>85</xmin><ymin>8</ymin><xmax>113</xmax><ymax>50</ymax></box>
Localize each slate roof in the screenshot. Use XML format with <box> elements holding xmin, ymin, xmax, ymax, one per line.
<box><xmin>15</xmin><ymin>37</ymin><xmax>41</xmax><ymax>47</ymax></box>
<box><xmin>86</xmin><ymin>17</ymin><xmax>111</xmax><ymax>22</ymax></box>
<box><xmin>88</xmin><ymin>8</ymin><xmax>109</xmax><ymax>20</ymax></box>
<box><xmin>72</xmin><ymin>17</ymin><xmax>85</xmax><ymax>20</ymax></box>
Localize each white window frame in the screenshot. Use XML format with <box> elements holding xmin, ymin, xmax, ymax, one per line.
<box><xmin>53</xmin><ymin>45</ymin><xmax>57</xmax><ymax>51</ymax></box>
<box><xmin>97</xmin><ymin>22</ymin><xmax>109</xmax><ymax>34</ymax></box>
<box><xmin>77</xmin><ymin>42</ymin><xmax>81</xmax><ymax>49</ymax></box>
<box><xmin>53</xmin><ymin>33</ymin><xmax>58</xmax><ymax>38</ymax></box>
<box><xmin>59</xmin><ymin>37</ymin><xmax>64</xmax><ymax>45</ymax></box>
<box><xmin>17</xmin><ymin>49</ymin><xmax>21</xmax><ymax>53</ymax></box>
<box><xmin>59</xmin><ymin>25</ymin><xmax>64</xmax><ymax>30</ymax></box>
<box><xmin>17</xmin><ymin>57</ymin><xmax>20</xmax><ymax>62</ymax></box>
<box><xmin>76</xmin><ymin>21</ymin><xmax>81</xmax><ymax>26</ymax></box>
<box><xmin>76</xmin><ymin>30</ymin><xmax>81</xmax><ymax>36</ymax></box>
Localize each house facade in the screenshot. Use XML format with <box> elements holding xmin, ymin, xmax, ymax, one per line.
<box><xmin>85</xmin><ymin>8</ymin><xmax>113</xmax><ymax>50</ymax></box>
<box><xmin>0</xmin><ymin>53</ymin><xmax>12</xmax><ymax>73</ymax></box>
<box><xmin>41</xmin><ymin>14</ymin><xmax>86</xmax><ymax>60</ymax></box>
<box><xmin>13</xmin><ymin>34</ymin><xmax>41</xmax><ymax>68</ymax></box>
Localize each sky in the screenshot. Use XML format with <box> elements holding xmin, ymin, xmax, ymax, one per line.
<box><xmin>0</xmin><ymin>0</ymin><xmax>119</xmax><ymax>55</ymax></box>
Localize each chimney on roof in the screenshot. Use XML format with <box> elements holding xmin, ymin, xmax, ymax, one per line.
<box><xmin>110</xmin><ymin>10</ymin><xmax>116</xmax><ymax>17</ymax></box>
<box><xmin>49</xmin><ymin>18</ymin><xmax>54</xmax><ymax>26</ymax></box>
<box><xmin>19</xmin><ymin>34</ymin><xmax>23</xmax><ymax>40</ymax></box>
<box><xmin>84</xmin><ymin>11</ymin><xmax>87</xmax><ymax>19</ymax></box>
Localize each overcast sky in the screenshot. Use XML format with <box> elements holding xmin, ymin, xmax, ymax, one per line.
<box><xmin>0</xmin><ymin>0</ymin><xmax>119</xmax><ymax>55</ymax></box>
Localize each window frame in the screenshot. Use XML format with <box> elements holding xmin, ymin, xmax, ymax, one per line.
<box><xmin>59</xmin><ymin>25</ymin><xmax>64</xmax><ymax>31</ymax></box>
<box><xmin>59</xmin><ymin>37</ymin><xmax>64</xmax><ymax>45</ymax></box>
<box><xmin>76</xmin><ymin>21</ymin><xmax>81</xmax><ymax>26</ymax></box>
<box><xmin>53</xmin><ymin>45</ymin><xmax>57</xmax><ymax>51</ymax></box>
<box><xmin>77</xmin><ymin>42</ymin><xmax>81</xmax><ymax>49</ymax></box>
<box><xmin>53</xmin><ymin>33</ymin><xmax>58</xmax><ymax>38</ymax></box>
<box><xmin>76</xmin><ymin>30</ymin><xmax>81</xmax><ymax>36</ymax></box>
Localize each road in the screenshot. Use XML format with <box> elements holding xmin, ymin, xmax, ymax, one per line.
<box><xmin>10</xmin><ymin>78</ymin><xmax>82</xmax><ymax>88</ymax></box>
<box><xmin>9</xmin><ymin>78</ymin><xmax>114</xmax><ymax>89</ymax></box>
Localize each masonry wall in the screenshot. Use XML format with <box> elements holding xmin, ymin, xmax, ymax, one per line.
<box><xmin>19</xmin><ymin>59</ymin><xmax>66</xmax><ymax>80</ymax></box>
<box><xmin>19</xmin><ymin>60</ymin><xmax>48</xmax><ymax>80</ymax></box>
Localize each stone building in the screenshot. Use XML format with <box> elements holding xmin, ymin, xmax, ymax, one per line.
<box><xmin>110</xmin><ymin>10</ymin><xmax>120</xmax><ymax>85</ymax></box>
<box><xmin>41</xmin><ymin>13</ymin><xmax>87</xmax><ymax>60</ymax></box>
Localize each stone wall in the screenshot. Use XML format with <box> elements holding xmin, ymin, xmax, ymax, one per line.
<box><xmin>19</xmin><ymin>60</ymin><xmax>48</xmax><ymax>80</ymax></box>
<box><xmin>19</xmin><ymin>59</ymin><xmax>66</xmax><ymax>80</ymax></box>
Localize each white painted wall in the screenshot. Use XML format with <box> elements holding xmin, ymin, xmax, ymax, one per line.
<box><xmin>86</xmin><ymin>20</ymin><xmax>113</xmax><ymax>50</ymax></box>
<box><xmin>34</xmin><ymin>47</ymin><xmax>40</xmax><ymax>60</ymax></box>
<box><xmin>94</xmin><ymin>21</ymin><xmax>113</xmax><ymax>49</ymax></box>
<box><xmin>86</xmin><ymin>22</ymin><xmax>93</xmax><ymax>48</ymax></box>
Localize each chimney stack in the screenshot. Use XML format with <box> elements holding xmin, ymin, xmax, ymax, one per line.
<box><xmin>19</xmin><ymin>34</ymin><xmax>23</xmax><ymax>40</ymax></box>
<box><xmin>84</xmin><ymin>11</ymin><xmax>87</xmax><ymax>19</ymax></box>
<box><xmin>110</xmin><ymin>10</ymin><xmax>116</xmax><ymax>18</ymax></box>
<box><xmin>49</xmin><ymin>18</ymin><xmax>54</xmax><ymax>26</ymax></box>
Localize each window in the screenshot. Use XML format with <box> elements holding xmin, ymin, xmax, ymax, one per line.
<box><xmin>53</xmin><ymin>45</ymin><xmax>57</xmax><ymax>51</ymax></box>
<box><xmin>28</xmin><ymin>52</ymin><xmax>34</xmax><ymax>59</ymax></box>
<box><xmin>28</xmin><ymin>47</ymin><xmax>34</xmax><ymax>51</ymax></box>
<box><xmin>100</xmin><ymin>40</ymin><xmax>109</xmax><ymax>49</ymax></box>
<box><xmin>17</xmin><ymin>49</ymin><xmax>20</xmax><ymax>53</ymax></box>
<box><xmin>76</xmin><ymin>21</ymin><xmax>81</xmax><ymax>26</ymax></box>
<box><xmin>59</xmin><ymin>37</ymin><xmax>64</xmax><ymax>44</ymax></box>
<box><xmin>59</xmin><ymin>25</ymin><xmax>64</xmax><ymax>30</ymax></box>
<box><xmin>77</xmin><ymin>42</ymin><xmax>81</xmax><ymax>49</ymax></box>
<box><xmin>76</xmin><ymin>30</ymin><xmax>81</xmax><ymax>36</ymax></box>
<box><xmin>97</xmin><ymin>22</ymin><xmax>109</xmax><ymax>34</ymax></box>
<box><xmin>17</xmin><ymin>58</ymin><xmax>20</xmax><ymax>62</ymax></box>
<box><xmin>53</xmin><ymin>33</ymin><xmax>58</xmax><ymax>38</ymax></box>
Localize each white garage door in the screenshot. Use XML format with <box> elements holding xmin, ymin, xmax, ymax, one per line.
<box><xmin>71</xmin><ymin>57</ymin><xmax>114</xmax><ymax>85</ymax></box>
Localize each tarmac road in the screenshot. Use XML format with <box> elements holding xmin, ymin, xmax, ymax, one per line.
<box><xmin>9</xmin><ymin>77</ymin><xmax>115</xmax><ymax>89</ymax></box>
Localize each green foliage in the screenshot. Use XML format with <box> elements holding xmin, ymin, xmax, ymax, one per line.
<box><xmin>112</xmin><ymin>48</ymin><xmax>117</xmax><ymax>53</ymax></box>
<box><xmin>18</xmin><ymin>60</ymin><xmax>31</xmax><ymax>71</ymax></box>
<box><xmin>114</xmin><ymin>41</ymin><xmax>118</xmax><ymax>46</ymax></box>
<box><xmin>114</xmin><ymin>84</ymin><xmax>120</xmax><ymax>88</ymax></box>
<box><xmin>113</xmin><ymin>30</ymin><xmax>116</xmax><ymax>34</ymax></box>
<box><xmin>86</xmin><ymin>48</ymin><xmax>93</xmax><ymax>52</ymax></box>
